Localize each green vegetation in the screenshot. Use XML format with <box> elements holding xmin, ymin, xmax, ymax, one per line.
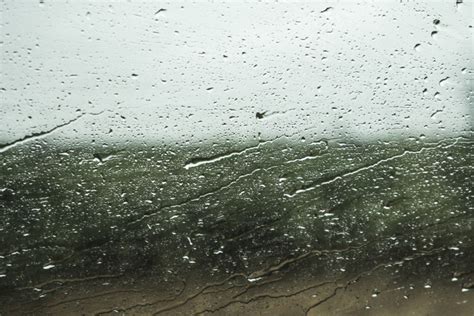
<box><xmin>0</xmin><ymin>136</ymin><xmax>472</xmax><ymax>295</ymax></box>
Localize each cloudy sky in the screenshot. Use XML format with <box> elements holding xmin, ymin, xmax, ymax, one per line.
<box><xmin>1</xmin><ymin>0</ymin><xmax>472</xmax><ymax>147</ymax></box>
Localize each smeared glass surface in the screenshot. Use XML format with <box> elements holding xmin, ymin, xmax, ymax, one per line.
<box><xmin>1</xmin><ymin>0</ymin><xmax>472</xmax><ymax>315</ymax></box>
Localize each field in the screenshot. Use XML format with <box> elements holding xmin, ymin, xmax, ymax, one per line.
<box><xmin>1</xmin><ymin>135</ymin><xmax>473</xmax><ymax>315</ymax></box>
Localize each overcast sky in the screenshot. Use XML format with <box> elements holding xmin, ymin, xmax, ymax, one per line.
<box><xmin>1</xmin><ymin>0</ymin><xmax>472</xmax><ymax>147</ymax></box>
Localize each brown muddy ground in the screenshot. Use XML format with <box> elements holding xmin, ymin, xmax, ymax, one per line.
<box><xmin>4</xmin><ymin>248</ymin><xmax>473</xmax><ymax>316</ymax></box>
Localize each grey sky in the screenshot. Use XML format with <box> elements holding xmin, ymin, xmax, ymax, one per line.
<box><xmin>1</xmin><ymin>0</ymin><xmax>472</xmax><ymax>146</ymax></box>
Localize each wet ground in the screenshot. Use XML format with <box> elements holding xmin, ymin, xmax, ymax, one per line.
<box><xmin>1</xmin><ymin>135</ymin><xmax>473</xmax><ymax>315</ymax></box>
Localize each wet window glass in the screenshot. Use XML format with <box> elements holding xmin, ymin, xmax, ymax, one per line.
<box><xmin>1</xmin><ymin>0</ymin><xmax>473</xmax><ymax>315</ymax></box>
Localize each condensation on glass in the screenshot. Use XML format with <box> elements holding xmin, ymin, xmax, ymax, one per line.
<box><xmin>0</xmin><ymin>0</ymin><xmax>473</xmax><ymax>315</ymax></box>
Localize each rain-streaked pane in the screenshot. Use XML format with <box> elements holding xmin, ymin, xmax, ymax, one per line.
<box><xmin>1</xmin><ymin>0</ymin><xmax>472</xmax><ymax>315</ymax></box>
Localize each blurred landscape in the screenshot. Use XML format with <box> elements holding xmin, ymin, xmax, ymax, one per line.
<box><xmin>1</xmin><ymin>0</ymin><xmax>472</xmax><ymax>314</ymax></box>
<box><xmin>1</xmin><ymin>135</ymin><xmax>472</xmax><ymax>315</ymax></box>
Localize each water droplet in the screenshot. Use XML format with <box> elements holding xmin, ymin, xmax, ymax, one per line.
<box><xmin>43</xmin><ymin>264</ymin><xmax>55</xmax><ymax>270</ymax></box>
<box><xmin>155</xmin><ymin>8</ymin><xmax>167</xmax><ymax>15</ymax></box>
<box><xmin>439</xmin><ymin>77</ymin><xmax>449</xmax><ymax>86</ymax></box>
<box><xmin>321</xmin><ymin>7</ymin><xmax>333</xmax><ymax>13</ymax></box>
<box><xmin>256</xmin><ymin>112</ymin><xmax>266</xmax><ymax>119</ymax></box>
